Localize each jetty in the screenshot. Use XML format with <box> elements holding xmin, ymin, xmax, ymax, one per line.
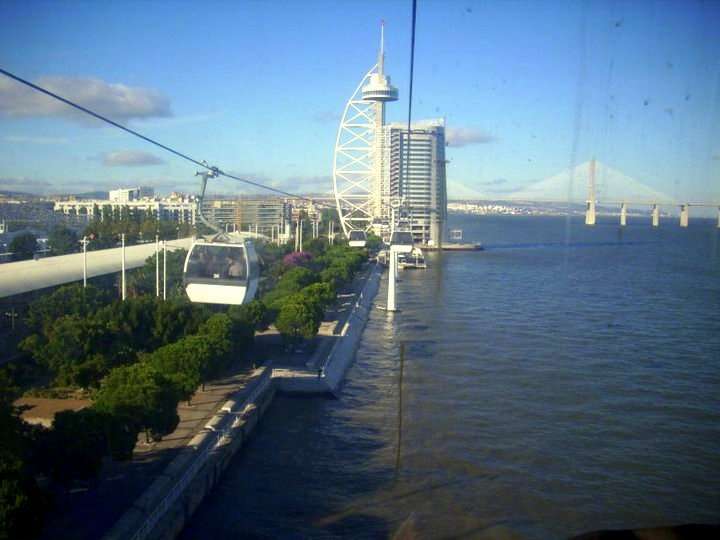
<box><xmin>420</xmin><ymin>242</ymin><xmax>484</xmax><ymax>251</ymax></box>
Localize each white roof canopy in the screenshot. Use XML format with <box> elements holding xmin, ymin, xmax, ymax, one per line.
<box><xmin>0</xmin><ymin>238</ymin><xmax>193</xmax><ymax>298</ymax></box>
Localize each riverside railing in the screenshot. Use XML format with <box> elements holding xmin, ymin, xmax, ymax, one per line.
<box><xmin>127</xmin><ymin>367</ymin><xmax>272</xmax><ymax>540</ymax></box>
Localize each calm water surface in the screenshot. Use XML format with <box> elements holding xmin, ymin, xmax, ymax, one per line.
<box><xmin>181</xmin><ymin>215</ymin><xmax>720</xmax><ymax>539</ymax></box>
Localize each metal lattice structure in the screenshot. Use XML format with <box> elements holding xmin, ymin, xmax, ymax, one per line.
<box><xmin>332</xmin><ymin>65</ymin><xmax>378</xmax><ymax>236</ymax></box>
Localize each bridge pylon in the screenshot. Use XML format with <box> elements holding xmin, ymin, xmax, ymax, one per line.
<box><xmin>680</xmin><ymin>204</ymin><xmax>689</xmax><ymax>228</ymax></box>
<box><xmin>651</xmin><ymin>204</ymin><xmax>660</xmax><ymax>227</ymax></box>
<box><xmin>584</xmin><ymin>159</ymin><xmax>597</xmax><ymax>226</ymax></box>
<box><xmin>585</xmin><ymin>201</ymin><xmax>596</xmax><ymax>226</ymax></box>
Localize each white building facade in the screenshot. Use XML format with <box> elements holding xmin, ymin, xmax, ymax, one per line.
<box><xmin>387</xmin><ymin>119</ymin><xmax>447</xmax><ymax>246</ymax></box>
<box><xmin>108</xmin><ymin>186</ymin><xmax>154</xmax><ymax>203</ymax></box>
<box><xmin>201</xmin><ymin>198</ymin><xmax>290</xmax><ymax>235</ymax></box>
<box><xmin>54</xmin><ymin>191</ymin><xmax>196</xmax><ymax>223</ymax></box>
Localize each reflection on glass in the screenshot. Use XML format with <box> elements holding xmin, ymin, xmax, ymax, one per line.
<box><xmin>391</xmin><ymin>232</ymin><xmax>414</xmax><ymax>246</ymax></box>
<box><xmin>186</xmin><ymin>245</ymin><xmax>247</xmax><ymax>281</ymax></box>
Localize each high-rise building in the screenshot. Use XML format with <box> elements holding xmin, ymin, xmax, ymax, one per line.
<box><xmin>201</xmin><ymin>198</ymin><xmax>289</xmax><ymax>235</ymax></box>
<box><xmin>332</xmin><ymin>24</ymin><xmax>447</xmax><ymax>245</ymax></box>
<box><xmin>333</xmin><ymin>22</ymin><xmax>397</xmax><ymax>239</ymax></box>
<box><xmin>387</xmin><ymin>119</ymin><xmax>447</xmax><ymax>246</ymax></box>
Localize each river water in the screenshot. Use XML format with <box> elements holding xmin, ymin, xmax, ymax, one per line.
<box><xmin>181</xmin><ymin>215</ymin><xmax>720</xmax><ymax>539</ymax></box>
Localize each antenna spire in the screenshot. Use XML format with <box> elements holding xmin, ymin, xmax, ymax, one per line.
<box><xmin>379</xmin><ymin>20</ymin><xmax>385</xmax><ymax>75</ymax></box>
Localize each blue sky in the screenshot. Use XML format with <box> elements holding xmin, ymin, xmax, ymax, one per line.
<box><xmin>1</xmin><ymin>0</ymin><xmax>718</xmax><ymax>202</ymax></box>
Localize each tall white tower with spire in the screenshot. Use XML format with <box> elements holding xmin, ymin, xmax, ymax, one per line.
<box><xmin>332</xmin><ymin>22</ymin><xmax>398</xmax><ymax>238</ymax></box>
<box><xmin>362</xmin><ymin>22</ymin><xmax>399</xmax><ymax>231</ymax></box>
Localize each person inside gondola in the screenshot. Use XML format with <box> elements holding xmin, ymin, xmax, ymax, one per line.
<box><xmin>227</xmin><ymin>255</ymin><xmax>244</xmax><ymax>279</ymax></box>
<box><xmin>207</xmin><ymin>251</ymin><xmax>223</xmax><ymax>279</ymax></box>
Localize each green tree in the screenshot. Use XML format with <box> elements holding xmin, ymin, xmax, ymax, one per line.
<box><xmin>0</xmin><ymin>397</ymin><xmax>47</xmax><ymax>539</ymax></box>
<box><xmin>94</xmin><ymin>362</ymin><xmax>180</xmax><ymax>442</ymax></box>
<box><xmin>25</xmin><ymin>284</ymin><xmax>110</xmax><ymax>334</ymax></box>
<box><xmin>47</xmin><ymin>226</ymin><xmax>78</xmax><ymax>255</ymax></box>
<box><xmin>0</xmin><ymin>454</ymin><xmax>46</xmax><ymax>540</ymax></box>
<box><xmin>305</xmin><ymin>238</ymin><xmax>327</xmax><ymax>256</ymax></box>
<box><xmin>9</xmin><ymin>233</ymin><xmax>37</xmax><ymax>261</ymax></box>
<box><xmin>94</xmin><ymin>297</ymin><xmax>157</xmax><ymax>361</ymax></box>
<box><xmin>228</xmin><ymin>300</ymin><xmax>267</xmax><ymax>331</ymax></box>
<box><xmin>262</xmin><ymin>266</ymin><xmax>319</xmax><ymax>310</ymax></box>
<box><xmin>144</xmin><ymin>341</ymin><xmax>202</xmax><ymax>403</ymax></box>
<box><xmin>199</xmin><ymin>314</ymin><xmax>234</xmax><ymax>363</ymax></box>
<box><xmin>181</xmin><ymin>335</ymin><xmax>215</xmax><ymax>390</ymax></box>
<box><xmin>151</xmin><ymin>298</ymin><xmax>209</xmax><ymax>346</ymax></box>
<box><xmin>127</xmin><ymin>249</ymin><xmax>188</xmax><ymax>298</ymax></box>
<box><xmin>320</xmin><ymin>264</ymin><xmax>351</xmax><ymax>288</ymax></box>
<box><xmin>99</xmin><ymin>410</ymin><xmax>138</xmax><ymax>461</ymax></box>
<box><xmin>366</xmin><ymin>233</ymin><xmax>382</xmax><ymax>251</ymax></box>
<box><xmin>302</xmin><ymin>282</ymin><xmax>336</xmax><ymax>308</ymax></box>
<box><xmin>275</xmin><ymin>296</ymin><xmax>321</xmax><ymax>343</ymax></box>
<box><xmin>20</xmin><ymin>315</ymin><xmax>112</xmax><ymax>388</ymax></box>
<box><xmin>39</xmin><ymin>409</ymin><xmax>107</xmax><ymax>485</ymax></box>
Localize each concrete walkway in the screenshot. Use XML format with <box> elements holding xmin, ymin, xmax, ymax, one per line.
<box><xmin>270</xmin><ymin>261</ymin><xmax>375</xmax><ymax>393</ymax></box>
<box><xmin>39</xmin><ymin>262</ymin><xmax>374</xmax><ymax>538</ymax></box>
<box><xmin>40</xmin><ymin>363</ymin><xmax>254</xmax><ymax>540</ymax></box>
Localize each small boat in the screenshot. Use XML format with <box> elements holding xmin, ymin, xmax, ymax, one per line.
<box><xmin>398</xmin><ymin>247</ymin><xmax>426</xmax><ymax>269</ymax></box>
<box><xmin>377</xmin><ymin>249</ymin><xmax>389</xmax><ymax>266</ymax></box>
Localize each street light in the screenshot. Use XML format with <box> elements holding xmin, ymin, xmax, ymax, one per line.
<box><xmin>79</xmin><ymin>235</ymin><xmax>91</xmax><ymax>287</ymax></box>
<box><xmin>121</xmin><ymin>233</ymin><xmax>126</xmax><ymax>301</ymax></box>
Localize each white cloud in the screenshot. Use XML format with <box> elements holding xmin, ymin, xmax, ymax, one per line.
<box><xmin>101</xmin><ymin>150</ymin><xmax>165</xmax><ymax>167</ymax></box>
<box><xmin>0</xmin><ymin>176</ymin><xmax>53</xmax><ymax>194</ymax></box>
<box><xmin>445</xmin><ymin>127</ymin><xmax>496</xmax><ymax>147</ymax></box>
<box><xmin>0</xmin><ymin>76</ymin><xmax>172</xmax><ymax>125</ymax></box>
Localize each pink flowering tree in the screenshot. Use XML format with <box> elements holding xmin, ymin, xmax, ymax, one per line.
<box><xmin>283</xmin><ymin>251</ymin><xmax>314</xmax><ymax>268</ymax></box>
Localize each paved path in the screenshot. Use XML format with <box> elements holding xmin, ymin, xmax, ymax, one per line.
<box><xmin>40</xmin><ymin>363</ymin><xmax>254</xmax><ymax>540</ymax></box>
<box><xmin>270</xmin><ymin>261</ymin><xmax>373</xmax><ymax>374</ymax></box>
<box><xmin>39</xmin><ymin>262</ymin><xmax>373</xmax><ymax>538</ymax></box>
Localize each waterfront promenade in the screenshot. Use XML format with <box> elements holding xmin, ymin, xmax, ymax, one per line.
<box><xmin>271</xmin><ymin>260</ymin><xmax>377</xmax><ymax>393</ymax></box>
<box><xmin>39</xmin><ymin>260</ymin><xmax>376</xmax><ymax>540</ymax></box>
<box><xmin>40</xmin><ymin>365</ymin><xmax>255</xmax><ymax>540</ymax></box>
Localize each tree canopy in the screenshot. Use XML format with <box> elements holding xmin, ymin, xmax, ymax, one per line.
<box><xmin>275</xmin><ymin>296</ymin><xmax>321</xmax><ymax>342</ymax></box>
<box><xmin>9</xmin><ymin>233</ymin><xmax>37</xmax><ymax>261</ymax></box>
<box><xmin>47</xmin><ymin>226</ymin><xmax>78</xmax><ymax>255</ymax></box>
<box><xmin>94</xmin><ymin>362</ymin><xmax>180</xmax><ymax>441</ymax></box>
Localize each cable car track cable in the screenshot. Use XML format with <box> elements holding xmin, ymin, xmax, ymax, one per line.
<box><xmin>0</xmin><ymin>67</ymin><xmax>336</xmax><ymax>208</ymax></box>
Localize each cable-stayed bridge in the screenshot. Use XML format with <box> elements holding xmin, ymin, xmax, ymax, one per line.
<box><xmin>461</xmin><ymin>160</ymin><xmax>720</xmax><ymax>228</ymax></box>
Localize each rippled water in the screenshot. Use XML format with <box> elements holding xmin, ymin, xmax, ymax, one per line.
<box><xmin>181</xmin><ymin>215</ymin><xmax>720</xmax><ymax>539</ymax></box>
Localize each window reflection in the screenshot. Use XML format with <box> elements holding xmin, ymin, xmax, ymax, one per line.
<box><xmin>186</xmin><ymin>245</ymin><xmax>247</xmax><ymax>281</ymax></box>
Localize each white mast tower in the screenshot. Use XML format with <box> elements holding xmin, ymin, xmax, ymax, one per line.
<box><xmin>333</xmin><ymin>22</ymin><xmax>398</xmax><ymax>238</ymax></box>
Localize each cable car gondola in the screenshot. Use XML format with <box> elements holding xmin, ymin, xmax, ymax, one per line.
<box><xmin>182</xmin><ymin>167</ymin><xmax>260</xmax><ymax>305</ymax></box>
<box><xmin>183</xmin><ymin>234</ymin><xmax>258</xmax><ymax>305</ymax></box>
<box><xmin>348</xmin><ymin>230</ymin><xmax>367</xmax><ymax>248</ymax></box>
<box><xmin>389</xmin><ymin>231</ymin><xmax>414</xmax><ymax>253</ymax></box>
